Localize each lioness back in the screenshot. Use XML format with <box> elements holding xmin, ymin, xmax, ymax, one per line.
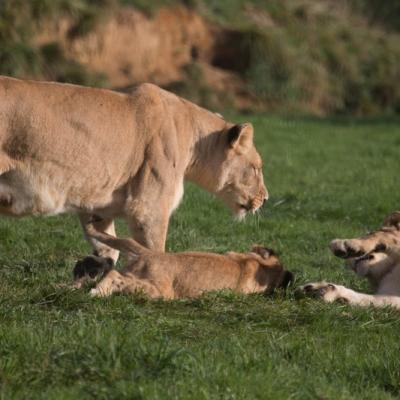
<box><xmin>0</xmin><ymin>79</ymin><xmax>201</xmax><ymax>215</ymax></box>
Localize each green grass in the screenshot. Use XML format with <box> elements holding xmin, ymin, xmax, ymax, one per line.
<box><xmin>1</xmin><ymin>115</ymin><xmax>400</xmax><ymax>399</ymax></box>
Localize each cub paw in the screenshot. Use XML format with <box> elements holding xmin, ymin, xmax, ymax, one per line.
<box><xmin>73</xmin><ymin>255</ymin><xmax>114</xmax><ymax>288</ymax></box>
<box><xmin>89</xmin><ymin>288</ymin><xmax>100</xmax><ymax>297</ymax></box>
<box><xmin>329</xmin><ymin>239</ymin><xmax>369</xmax><ymax>259</ymax></box>
<box><xmin>298</xmin><ymin>282</ymin><xmax>348</xmax><ymax>303</ymax></box>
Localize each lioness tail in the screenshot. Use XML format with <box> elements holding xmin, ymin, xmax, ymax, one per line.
<box><xmin>86</xmin><ymin>223</ymin><xmax>150</xmax><ymax>256</ymax></box>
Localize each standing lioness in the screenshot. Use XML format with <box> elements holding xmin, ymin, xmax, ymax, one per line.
<box><xmin>0</xmin><ymin>76</ymin><xmax>267</xmax><ymax>272</ymax></box>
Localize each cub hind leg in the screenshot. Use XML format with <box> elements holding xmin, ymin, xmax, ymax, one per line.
<box><xmin>90</xmin><ymin>269</ymin><xmax>160</xmax><ymax>298</ymax></box>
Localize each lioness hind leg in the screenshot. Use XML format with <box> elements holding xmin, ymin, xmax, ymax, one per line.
<box><xmin>0</xmin><ymin>169</ymin><xmax>15</xmax><ymax>216</ymax></box>
<box><xmin>0</xmin><ymin>192</ymin><xmax>12</xmax><ymax>212</ymax></box>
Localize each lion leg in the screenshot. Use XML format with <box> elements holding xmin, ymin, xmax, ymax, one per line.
<box><xmin>299</xmin><ymin>282</ymin><xmax>400</xmax><ymax>309</ymax></box>
<box><xmin>124</xmin><ymin>160</ymin><xmax>184</xmax><ymax>252</ymax></box>
<box><xmin>330</xmin><ymin>236</ymin><xmax>400</xmax><ymax>260</ymax></box>
<box><xmin>125</xmin><ymin>196</ymin><xmax>171</xmax><ymax>251</ymax></box>
<box><xmin>127</xmin><ymin>216</ymin><xmax>168</xmax><ymax>252</ymax></box>
<box><xmin>90</xmin><ymin>270</ymin><xmax>126</xmax><ymax>297</ymax></box>
<box><xmin>330</xmin><ymin>239</ymin><xmax>375</xmax><ymax>259</ymax></box>
<box><xmin>73</xmin><ymin>214</ymin><xmax>120</xmax><ymax>286</ymax></box>
<box><xmin>90</xmin><ymin>270</ymin><xmax>161</xmax><ymax>298</ymax></box>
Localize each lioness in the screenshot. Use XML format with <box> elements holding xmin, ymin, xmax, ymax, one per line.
<box><xmin>0</xmin><ymin>76</ymin><xmax>267</xmax><ymax>273</ymax></box>
<box><xmin>80</xmin><ymin>223</ymin><xmax>293</xmax><ymax>298</ymax></box>
<box><xmin>300</xmin><ymin>212</ymin><xmax>400</xmax><ymax>309</ymax></box>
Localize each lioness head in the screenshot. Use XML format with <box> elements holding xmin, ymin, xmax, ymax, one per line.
<box><xmin>213</xmin><ymin>123</ymin><xmax>268</xmax><ymax>219</ymax></box>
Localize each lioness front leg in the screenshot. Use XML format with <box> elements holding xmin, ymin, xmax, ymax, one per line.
<box><xmin>125</xmin><ymin>182</ymin><xmax>178</xmax><ymax>251</ymax></box>
<box><xmin>127</xmin><ymin>212</ymin><xmax>169</xmax><ymax>251</ymax></box>
<box><xmin>73</xmin><ymin>215</ymin><xmax>120</xmax><ymax>287</ymax></box>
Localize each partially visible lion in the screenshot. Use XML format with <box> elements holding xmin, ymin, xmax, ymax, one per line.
<box><xmin>79</xmin><ymin>223</ymin><xmax>293</xmax><ymax>299</ymax></box>
<box><xmin>299</xmin><ymin>212</ymin><xmax>400</xmax><ymax>309</ymax></box>
<box><xmin>0</xmin><ymin>76</ymin><xmax>267</xmax><ymax>275</ymax></box>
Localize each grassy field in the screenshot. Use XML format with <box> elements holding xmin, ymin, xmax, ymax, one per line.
<box><xmin>0</xmin><ymin>115</ymin><xmax>399</xmax><ymax>399</ymax></box>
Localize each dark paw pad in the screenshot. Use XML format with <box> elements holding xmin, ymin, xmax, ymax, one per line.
<box><xmin>373</xmin><ymin>243</ymin><xmax>387</xmax><ymax>253</ymax></box>
<box><xmin>299</xmin><ymin>283</ymin><xmax>336</xmax><ymax>299</ymax></box>
<box><xmin>333</xmin><ymin>248</ymin><xmax>348</xmax><ymax>258</ymax></box>
<box><xmin>336</xmin><ymin>296</ymin><xmax>349</xmax><ymax>304</ymax></box>
<box><xmin>73</xmin><ymin>255</ymin><xmax>114</xmax><ymax>280</ymax></box>
<box><xmin>343</xmin><ymin>244</ymin><xmax>365</xmax><ymax>258</ymax></box>
<box><xmin>318</xmin><ymin>284</ymin><xmax>336</xmax><ymax>296</ymax></box>
<box><xmin>302</xmin><ymin>284</ymin><xmax>315</xmax><ymax>293</ymax></box>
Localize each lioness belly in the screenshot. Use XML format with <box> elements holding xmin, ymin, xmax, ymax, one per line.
<box><xmin>0</xmin><ymin>168</ymin><xmax>125</xmax><ymax>217</ymax></box>
<box><xmin>0</xmin><ymin>169</ymin><xmax>67</xmax><ymax>216</ymax></box>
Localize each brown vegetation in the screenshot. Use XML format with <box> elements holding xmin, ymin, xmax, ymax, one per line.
<box><xmin>1</xmin><ymin>0</ymin><xmax>400</xmax><ymax>115</ymax></box>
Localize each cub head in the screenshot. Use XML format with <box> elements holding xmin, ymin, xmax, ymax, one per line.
<box><xmin>330</xmin><ymin>211</ymin><xmax>400</xmax><ymax>286</ymax></box>
<box><xmin>214</xmin><ymin>123</ymin><xmax>268</xmax><ymax>219</ymax></box>
<box><xmin>251</xmin><ymin>245</ymin><xmax>294</xmax><ymax>291</ymax></box>
<box><xmin>347</xmin><ymin>252</ymin><xmax>394</xmax><ymax>287</ymax></box>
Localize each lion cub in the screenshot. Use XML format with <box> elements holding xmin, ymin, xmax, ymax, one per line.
<box><xmin>300</xmin><ymin>211</ymin><xmax>400</xmax><ymax>309</ymax></box>
<box><xmin>82</xmin><ymin>224</ymin><xmax>293</xmax><ymax>299</ymax></box>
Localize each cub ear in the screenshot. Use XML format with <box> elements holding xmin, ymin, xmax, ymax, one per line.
<box><xmin>227</xmin><ymin>123</ymin><xmax>254</xmax><ymax>154</ymax></box>
<box><xmin>251</xmin><ymin>245</ymin><xmax>276</xmax><ymax>259</ymax></box>
<box><xmin>383</xmin><ymin>211</ymin><xmax>400</xmax><ymax>230</ymax></box>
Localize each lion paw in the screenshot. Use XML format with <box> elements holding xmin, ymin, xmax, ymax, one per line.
<box><xmin>329</xmin><ymin>239</ymin><xmax>369</xmax><ymax>259</ymax></box>
<box><xmin>73</xmin><ymin>255</ymin><xmax>114</xmax><ymax>283</ymax></box>
<box><xmin>298</xmin><ymin>282</ymin><xmax>349</xmax><ymax>303</ymax></box>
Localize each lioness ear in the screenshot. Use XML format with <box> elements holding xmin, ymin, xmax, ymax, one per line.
<box><xmin>227</xmin><ymin>123</ymin><xmax>254</xmax><ymax>154</ymax></box>
<box><xmin>383</xmin><ymin>211</ymin><xmax>400</xmax><ymax>229</ymax></box>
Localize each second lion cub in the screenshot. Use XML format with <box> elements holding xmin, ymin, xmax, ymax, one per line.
<box><xmin>82</xmin><ymin>223</ymin><xmax>293</xmax><ymax>299</ymax></box>
<box><xmin>300</xmin><ymin>211</ymin><xmax>400</xmax><ymax>309</ymax></box>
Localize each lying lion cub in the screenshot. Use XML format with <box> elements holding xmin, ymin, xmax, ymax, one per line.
<box><xmin>81</xmin><ymin>224</ymin><xmax>293</xmax><ymax>299</ymax></box>
<box><xmin>300</xmin><ymin>212</ymin><xmax>400</xmax><ymax>309</ymax></box>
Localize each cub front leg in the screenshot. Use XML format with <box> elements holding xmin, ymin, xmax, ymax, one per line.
<box><xmin>73</xmin><ymin>214</ymin><xmax>119</xmax><ymax>287</ymax></box>
<box><xmin>299</xmin><ymin>282</ymin><xmax>354</xmax><ymax>303</ymax></box>
<box><xmin>330</xmin><ymin>234</ymin><xmax>400</xmax><ymax>260</ymax></box>
<box><xmin>298</xmin><ymin>282</ymin><xmax>400</xmax><ymax>309</ymax></box>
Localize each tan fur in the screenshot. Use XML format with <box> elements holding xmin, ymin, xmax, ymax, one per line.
<box><xmin>0</xmin><ymin>76</ymin><xmax>267</xmax><ymax>262</ymax></box>
<box><xmin>83</xmin><ymin>224</ymin><xmax>293</xmax><ymax>299</ymax></box>
<box><xmin>300</xmin><ymin>212</ymin><xmax>400</xmax><ymax>309</ymax></box>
